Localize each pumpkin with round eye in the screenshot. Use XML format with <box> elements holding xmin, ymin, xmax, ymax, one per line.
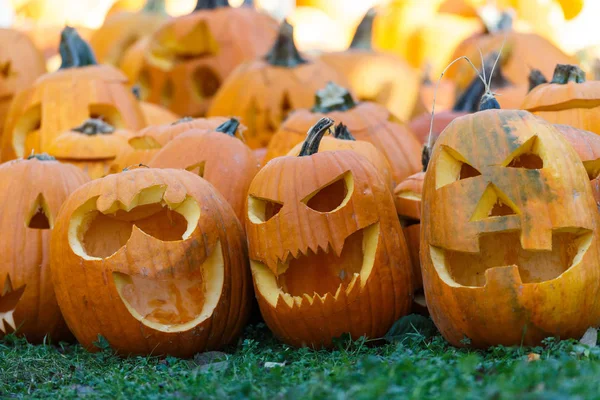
<box><xmin>206</xmin><ymin>20</ymin><xmax>349</xmax><ymax>149</ymax></box>
<box><xmin>0</xmin><ymin>29</ymin><xmax>45</xmax><ymax>142</ymax></box>
<box><xmin>136</xmin><ymin>1</ymin><xmax>278</xmax><ymax>118</ymax></box>
<box><xmin>246</xmin><ymin>117</ymin><xmax>413</xmax><ymax>348</ymax></box>
<box><xmin>49</xmin><ymin>119</ymin><xmax>132</xmax><ymax>179</ymax></box>
<box><xmin>319</xmin><ymin>9</ymin><xmax>419</xmax><ymax>121</ymax></box>
<box><xmin>109</xmin><ymin>116</ymin><xmax>228</xmax><ymax>173</ymax></box>
<box><xmin>265</xmin><ymin>82</ymin><xmax>421</xmax><ymax>187</ymax></box>
<box><xmin>421</xmin><ymin>99</ymin><xmax>600</xmax><ymax>348</ymax></box>
<box><xmin>522</xmin><ymin>64</ymin><xmax>600</xmax><ymax>135</ymax></box>
<box><xmin>50</xmin><ymin>167</ymin><xmax>251</xmax><ymax>357</ymax></box>
<box><xmin>149</xmin><ymin>118</ymin><xmax>259</xmax><ymax>223</ymax></box>
<box><xmin>1</xmin><ymin>27</ymin><xmax>145</xmax><ymax>161</ymax></box>
<box><xmin>0</xmin><ymin>154</ymin><xmax>88</xmax><ymax>342</ymax></box>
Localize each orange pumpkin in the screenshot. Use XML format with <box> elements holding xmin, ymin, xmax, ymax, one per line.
<box><xmin>554</xmin><ymin>124</ymin><xmax>600</xmax><ymax>180</ymax></box>
<box><xmin>149</xmin><ymin>118</ymin><xmax>259</xmax><ymax>223</ymax></box>
<box><xmin>413</xmin><ymin>70</ymin><xmax>457</xmax><ymax>117</ymax></box>
<box><xmin>207</xmin><ymin>21</ymin><xmax>349</xmax><ymax>149</ymax></box>
<box><xmin>0</xmin><ymin>29</ymin><xmax>45</xmax><ymax>141</ymax></box>
<box><xmin>48</xmin><ymin>119</ymin><xmax>131</xmax><ymax>179</ymax></box>
<box><xmin>51</xmin><ymin>167</ymin><xmax>251</xmax><ymax>356</ymax></box>
<box><xmin>140</xmin><ymin>101</ymin><xmax>179</xmax><ymax>126</ymax></box>
<box><xmin>319</xmin><ymin>9</ymin><xmax>419</xmax><ymax>121</ymax></box>
<box><xmin>136</xmin><ymin>1</ymin><xmax>279</xmax><ymax>118</ymax></box>
<box><xmin>421</xmin><ymin>99</ymin><xmax>600</xmax><ymax>347</ymax></box>
<box><xmin>265</xmin><ymin>82</ymin><xmax>421</xmax><ymax>186</ymax></box>
<box><xmin>90</xmin><ymin>0</ymin><xmax>168</xmax><ymax>69</ymax></box>
<box><xmin>247</xmin><ymin>117</ymin><xmax>413</xmax><ymax>348</ymax></box>
<box><xmin>1</xmin><ymin>27</ymin><xmax>145</xmax><ymax>161</ymax></box>
<box><xmin>522</xmin><ymin>64</ymin><xmax>600</xmax><ymax>135</ymax></box>
<box><xmin>0</xmin><ymin>154</ymin><xmax>88</xmax><ymax>342</ymax></box>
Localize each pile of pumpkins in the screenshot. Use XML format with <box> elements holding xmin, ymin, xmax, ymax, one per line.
<box><xmin>1</xmin><ymin>0</ymin><xmax>600</xmax><ymax>357</ymax></box>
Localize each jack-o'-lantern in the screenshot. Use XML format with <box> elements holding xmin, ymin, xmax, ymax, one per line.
<box><xmin>522</xmin><ymin>64</ymin><xmax>600</xmax><ymax>135</ymax></box>
<box><xmin>49</xmin><ymin>119</ymin><xmax>131</xmax><ymax>179</ymax></box>
<box><xmin>286</xmin><ymin>122</ymin><xmax>394</xmax><ymax>190</ymax></box>
<box><xmin>421</xmin><ymin>101</ymin><xmax>600</xmax><ymax>348</ymax></box>
<box><xmin>0</xmin><ymin>29</ymin><xmax>45</xmax><ymax>141</ymax></box>
<box><xmin>319</xmin><ymin>9</ymin><xmax>419</xmax><ymax>121</ymax></box>
<box><xmin>264</xmin><ymin>82</ymin><xmax>421</xmax><ymax>186</ymax></box>
<box><xmin>207</xmin><ymin>21</ymin><xmax>349</xmax><ymax>149</ymax></box>
<box><xmin>1</xmin><ymin>27</ymin><xmax>145</xmax><ymax>161</ymax></box>
<box><xmin>90</xmin><ymin>0</ymin><xmax>168</xmax><ymax>69</ymax></box>
<box><xmin>246</xmin><ymin>118</ymin><xmax>413</xmax><ymax>348</ymax></box>
<box><xmin>136</xmin><ymin>1</ymin><xmax>278</xmax><ymax>118</ymax></box>
<box><xmin>50</xmin><ymin>167</ymin><xmax>251</xmax><ymax>357</ymax></box>
<box><xmin>0</xmin><ymin>154</ymin><xmax>88</xmax><ymax>342</ymax></box>
<box><xmin>149</xmin><ymin>118</ymin><xmax>259</xmax><ymax>223</ymax></box>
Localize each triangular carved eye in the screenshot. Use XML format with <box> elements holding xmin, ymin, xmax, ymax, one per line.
<box><xmin>247</xmin><ymin>196</ymin><xmax>283</xmax><ymax>223</ymax></box>
<box><xmin>186</xmin><ymin>161</ymin><xmax>206</xmax><ymax>178</ymax></box>
<box><xmin>302</xmin><ymin>172</ymin><xmax>354</xmax><ymax>213</ymax></box>
<box><xmin>470</xmin><ymin>183</ymin><xmax>520</xmax><ymax>221</ymax></box>
<box><xmin>436</xmin><ymin>147</ymin><xmax>482</xmax><ymax>189</ymax></box>
<box><xmin>27</xmin><ymin>194</ymin><xmax>51</xmax><ymax>229</ymax></box>
<box><xmin>503</xmin><ymin>136</ymin><xmax>544</xmax><ymax>169</ymax></box>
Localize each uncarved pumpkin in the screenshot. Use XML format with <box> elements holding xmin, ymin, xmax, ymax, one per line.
<box><xmin>207</xmin><ymin>20</ymin><xmax>349</xmax><ymax>149</ymax></box>
<box><xmin>1</xmin><ymin>27</ymin><xmax>145</xmax><ymax>161</ymax></box>
<box><xmin>0</xmin><ymin>154</ymin><xmax>88</xmax><ymax>342</ymax></box>
<box><xmin>50</xmin><ymin>167</ymin><xmax>251</xmax><ymax>357</ymax></box>
<box><xmin>247</xmin><ymin>117</ymin><xmax>413</xmax><ymax>348</ymax></box>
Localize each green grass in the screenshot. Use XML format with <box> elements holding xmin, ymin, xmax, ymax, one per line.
<box><xmin>2</xmin><ymin>321</ymin><xmax>600</xmax><ymax>399</ymax></box>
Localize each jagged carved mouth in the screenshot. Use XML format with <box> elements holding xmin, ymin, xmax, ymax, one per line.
<box><xmin>112</xmin><ymin>241</ymin><xmax>224</xmax><ymax>333</ymax></box>
<box><xmin>430</xmin><ymin>229</ymin><xmax>593</xmax><ymax>288</ymax></box>
<box><xmin>251</xmin><ymin>222</ymin><xmax>380</xmax><ymax>307</ymax></box>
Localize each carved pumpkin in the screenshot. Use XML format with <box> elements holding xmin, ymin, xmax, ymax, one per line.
<box><xmin>136</xmin><ymin>1</ymin><xmax>278</xmax><ymax>118</ymax></box>
<box><xmin>50</xmin><ymin>167</ymin><xmax>251</xmax><ymax>356</ymax></box>
<box><xmin>1</xmin><ymin>27</ymin><xmax>145</xmax><ymax>161</ymax></box>
<box><xmin>522</xmin><ymin>64</ymin><xmax>600</xmax><ymax>135</ymax></box>
<box><xmin>0</xmin><ymin>154</ymin><xmax>88</xmax><ymax>342</ymax></box>
<box><xmin>110</xmin><ymin>116</ymin><xmax>228</xmax><ymax>173</ymax></box>
<box><xmin>149</xmin><ymin>118</ymin><xmax>259</xmax><ymax>223</ymax></box>
<box><xmin>90</xmin><ymin>0</ymin><xmax>168</xmax><ymax>69</ymax></box>
<box><xmin>421</xmin><ymin>100</ymin><xmax>600</xmax><ymax>347</ymax></box>
<box><xmin>247</xmin><ymin>118</ymin><xmax>413</xmax><ymax>348</ymax></box>
<box><xmin>554</xmin><ymin>124</ymin><xmax>600</xmax><ymax>180</ymax></box>
<box><xmin>264</xmin><ymin>83</ymin><xmax>421</xmax><ymax>186</ymax></box>
<box><xmin>48</xmin><ymin>119</ymin><xmax>131</xmax><ymax>179</ymax></box>
<box><xmin>286</xmin><ymin>122</ymin><xmax>394</xmax><ymax>190</ymax></box>
<box><xmin>207</xmin><ymin>21</ymin><xmax>348</xmax><ymax>149</ymax></box>
<box><xmin>0</xmin><ymin>29</ymin><xmax>45</xmax><ymax>141</ymax></box>
<box><xmin>319</xmin><ymin>9</ymin><xmax>419</xmax><ymax>121</ymax></box>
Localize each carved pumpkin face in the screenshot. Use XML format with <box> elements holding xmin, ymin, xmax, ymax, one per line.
<box><xmin>0</xmin><ymin>155</ymin><xmax>88</xmax><ymax>342</ymax></box>
<box><xmin>137</xmin><ymin>6</ymin><xmax>278</xmax><ymax>118</ymax></box>
<box><xmin>50</xmin><ymin>167</ymin><xmax>251</xmax><ymax>357</ymax></box>
<box><xmin>421</xmin><ymin>109</ymin><xmax>600</xmax><ymax>348</ymax></box>
<box><xmin>246</xmin><ymin>118</ymin><xmax>413</xmax><ymax>348</ymax></box>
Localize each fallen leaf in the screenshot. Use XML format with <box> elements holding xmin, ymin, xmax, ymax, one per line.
<box><xmin>527</xmin><ymin>353</ymin><xmax>540</xmax><ymax>362</ymax></box>
<box><xmin>580</xmin><ymin>327</ymin><xmax>598</xmax><ymax>347</ymax></box>
<box><xmin>264</xmin><ymin>361</ymin><xmax>286</xmax><ymax>369</ymax></box>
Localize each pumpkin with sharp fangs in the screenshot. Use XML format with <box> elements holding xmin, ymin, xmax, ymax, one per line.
<box><xmin>421</xmin><ymin>94</ymin><xmax>600</xmax><ymax>348</ymax></box>
<box><xmin>246</xmin><ymin>117</ymin><xmax>413</xmax><ymax>348</ymax></box>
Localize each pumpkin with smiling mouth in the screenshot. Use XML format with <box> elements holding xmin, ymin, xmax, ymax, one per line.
<box><xmin>246</xmin><ymin>117</ymin><xmax>413</xmax><ymax>348</ymax></box>
<box><xmin>421</xmin><ymin>101</ymin><xmax>600</xmax><ymax>348</ymax></box>
<box><xmin>50</xmin><ymin>167</ymin><xmax>251</xmax><ymax>357</ymax></box>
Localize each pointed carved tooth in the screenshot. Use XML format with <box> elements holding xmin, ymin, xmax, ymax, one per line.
<box><xmin>334</xmin><ymin>283</ymin><xmax>344</xmax><ymax>299</ymax></box>
<box><xmin>345</xmin><ymin>273</ymin><xmax>360</xmax><ymax>294</ymax></box>
<box><xmin>4</xmin><ymin>313</ymin><xmax>15</xmax><ymax>330</ymax></box>
<box><xmin>303</xmin><ymin>293</ymin><xmax>314</xmax><ymax>305</ymax></box>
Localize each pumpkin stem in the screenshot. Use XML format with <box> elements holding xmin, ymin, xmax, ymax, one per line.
<box><xmin>193</xmin><ymin>0</ymin><xmax>229</xmax><ymax>11</ymax></box>
<box><xmin>131</xmin><ymin>85</ymin><xmax>141</xmax><ymax>100</ymax></box>
<box><xmin>528</xmin><ymin>69</ymin><xmax>548</xmax><ymax>91</ymax></box>
<box><xmin>265</xmin><ymin>20</ymin><xmax>308</xmax><ymax>68</ymax></box>
<box><xmin>215</xmin><ymin>118</ymin><xmax>240</xmax><ymax>137</ymax></box>
<box><xmin>421</xmin><ymin>146</ymin><xmax>430</xmax><ymax>172</ymax></box>
<box><xmin>171</xmin><ymin>116</ymin><xmax>195</xmax><ymax>125</ymax></box>
<box><xmin>333</xmin><ymin>123</ymin><xmax>356</xmax><ymax>141</ymax></box>
<box><xmin>298</xmin><ymin>117</ymin><xmax>335</xmax><ymax>157</ymax></box>
<box><xmin>142</xmin><ymin>0</ymin><xmax>167</xmax><ymax>13</ymax></box>
<box><xmin>73</xmin><ymin>119</ymin><xmax>115</xmax><ymax>135</ymax></box>
<box><xmin>551</xmin><ymin>64</ymin><xmax>586</xmax><ymax>84</ymax></box>
<box><xmin>349</xmin><ymin>8</ymin><xmax>375</xmax><ymax>50</ymax></box>
<box><xmin>59</xmin><ymin>26</ymin><xmax>97</xmax><ymax>69</ymax></box>
<box><xmin>478</xmin><ymin>8</ymin><xmax>514</xmax><ymax>34</ymax></box>
<box><xmin>479</xmin><ymin>92</ymin><xmax>501</xmax><ymax>111</ymax></box>
<box><xmin>312</xmin><ymin>82</ymin><xmax>357</xmax><ymax>113</ymax></box>
<box><xmin>27</xmin><ymin>153</ymin><xmax>56</xmax><ymax>161</ymax></box>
